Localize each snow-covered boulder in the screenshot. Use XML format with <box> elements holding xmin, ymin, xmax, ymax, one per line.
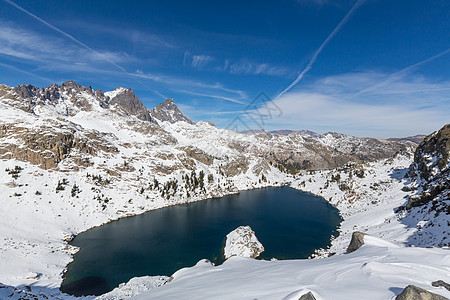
<box><xmin>95</xmin><ymin>276</ymin><xmax>169</xmax><ymax>300</ymax></box>
<box><xmin>224</xmin><ymin>226</ymin><xmax>264</xmax><ymax>259</ymax></box>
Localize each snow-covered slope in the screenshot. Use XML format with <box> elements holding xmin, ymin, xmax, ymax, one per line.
<box><xmin>131</xmin><ymin>236</ymin><xmax>450</xmax><ymax>299</ymax></box>
<box><xmin>0</xmin><ymin>80</ymin><xmax>447</xmax><ymax>300</ymax></box>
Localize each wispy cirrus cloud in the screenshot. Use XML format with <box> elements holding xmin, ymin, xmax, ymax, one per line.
<box><xmin>178</xmin><ymin>90</ymin><xmax>246</xmax><ymax>105</ymax></box>
<box><xmin>129</xmin><ymin>69</ymin><xmax>248</xmax><ymax>102</ymax></box>
<box><xmin>354</xmin><ymin>47</ymin><xmax>450</xmax><ymax>97</ymax></box>
<box><xmin>243</xmin><ymin>71</ymin><xmax>450</xmax><ymax>138</ymax></box>
<box><xmin>61</xmin><ymin>20</ymin><xmax>176</xmax><ymax>50</ymax></box>
<box><xmin>2</xmin><ymin>0</ymin><xmax>131</xmax><ymax>73</ymax></box>
<box><xmin>0</xmin><ymin>21</ymin><xmax>132</xmax><ymax>65</ymax></box>
<box><xmin>191</xmin><ymin>55</ymin><xmax>214</xmax><ymax>68</ymax></box>
<box><xmin>225</xmin><ymin>59</ymin><xmax>289</xmax><ymax>77</ymax></box>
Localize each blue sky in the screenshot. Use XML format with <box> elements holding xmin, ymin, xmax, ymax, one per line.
<box><xmin>0</xmin><ymin>0</ymin><xmax>449</xmax><ymax>138</ymax></box>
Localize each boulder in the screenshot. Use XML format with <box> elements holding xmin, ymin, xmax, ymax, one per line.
<box><xmin>346</xmin><ymin>231</ymin><xmax>365</xmax><ymax>253</ymax></box>
<box><xmin>224</xmin><ymin>226</ymin><xmax>264</xmax><ymax>259</ymax></box>
<box><xmin>395</xmin><ymin>285</ymin><xmax>448</xmax><ymax>300</ymax></box>
<box><xmin>432</xmin><ymin>281</ymin><xmax>450</xmax><ymax>292</ymax></box>
<box><xmin>299</xmin><ymin>291</ymin><xmax>317</xmax><ymax>300</ymax></box>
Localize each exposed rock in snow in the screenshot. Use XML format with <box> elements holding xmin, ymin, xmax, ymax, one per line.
<box><xmin>346</xmin><ymin>231</ymin><xmax>365</xmax><ymax>253</ymax></box>
<box><xmin>395</xmin><ymin>285</ymin><xmax>448</xmax><ymax>300</ymax></box>
<box><xmin>224</xmin><ymin>226</ymin><xmax>264</xmax><ymax>259</ymax></box>
<box><xmin>401</xmin><ymin>123</ymin><xmax>450</xmax><ymax>247</ymax></box>
<box><xmin>298</xmin><ymin>291</ymin><xmax>317</xmax><ymax>300</ymax></box>
<box><xmin>95</xmin><ymin>276</ymin><xmax>169</xmax><ymax>300</ymax></box>
<box><xmin>433</xmin><ymin>281</ymin><xmax>450</xmax><ymax>292</ymax></box>
<box><xmin>406</xmin><ymin>123</ymin><xmax>449</xmax><ymax>209</ymax></box>
<box><xmin>105</xmin><ymin>87</ymin><xmax>151</xmax><ymax>122</ymax></box>
<box><xmin>150</xmin><ymin>98</ymin><xmax>194</xmax><ymax>124</ymax></box>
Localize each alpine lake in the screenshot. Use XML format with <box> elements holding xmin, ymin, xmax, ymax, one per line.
<box><xmin>61</xmin><ymin>186</ymin><xmax>342</xmax><ymax>296</ymax></box>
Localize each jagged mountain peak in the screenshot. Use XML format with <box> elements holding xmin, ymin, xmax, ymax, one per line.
<box><xmin>105</xmin><ymin>87</ymin><xmax>151</xmax><ymax>122</ymax></box>
<box><xmin>150</xmin><ymin>98</ymin><xmax>194</xmax><ymax>124</ymax></box>
<box><xmin>0</xmin><ymin>81</ymin><xmax>153</xmax><ymax>122</ymax></box>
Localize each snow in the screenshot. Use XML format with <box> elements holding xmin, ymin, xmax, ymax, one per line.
<box><xmin>104</xmin><ymin>87</ymin><xmax>127</xmax><ymax>99</ymax></box>
<box><xmin>224</xmin><ymin>225</ymin><xmax>264</xmax><ymax>259</ymax></box>
<box><xmin>0</xmin><ymin>87</ymin><xmax>448</xmax><ymax>299</ymax></box>
<box><xmin>130</xmin><ymin>238</ymin><xmax>450</xmax><ymax>299</ymax></box>
<box><xmin>96</xmin><ymin>276</ymin><xmax>169</xmax><ymax>300</ymax></box>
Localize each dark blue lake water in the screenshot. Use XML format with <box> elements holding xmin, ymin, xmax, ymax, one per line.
<box><xmin>61</xmin><ymin>186</ymin><xmax>341</xmax><ymax>296</ymax></box>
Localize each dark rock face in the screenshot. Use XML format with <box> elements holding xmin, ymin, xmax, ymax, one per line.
<box><xmin>0</xmin><ymin>121</ymin><xmax>118</xmax><ymax>169</ymax></box>
<box><xmin>298</xmin><ymin>291</ymin><xmax>317</xmax><ymax>300</ymax></box>
<box><xmin>432</xmin><ymin>281</ymin><xmax>450</xmax><ymax>292</ymax></box>
<box><xmin>395</xmin><ymin>285</ymin><xmax>448</xmax><ymax>300</ymax></box>
<box><xmin>108</xmin><ymin>88</ymin><xmax>151</xmax><ymax>122</ymax></box>
<box><xmin>150</xmin><ymin>98</ymin><xmax>194</xmax><ymax>124</ymax></box>
<box><xmin>406</xmin><ymin>124</ymin><xmax>449</xmax><ymax>210</ymax></box>
<box><xmin>346</xmin><ymin>231</ymin><xmax>365</xmax><ymax>253</ymax></box>
<box><xmin>13</xmin><ymin>84</ymin><xmax>39</xmax><ymax>99</ymax></box>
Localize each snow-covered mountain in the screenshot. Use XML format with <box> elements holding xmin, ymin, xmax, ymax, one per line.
<box><xmin>0</xmin><ymin>81</ymin><xmax>448</xmax><ymax>299</ymax></box>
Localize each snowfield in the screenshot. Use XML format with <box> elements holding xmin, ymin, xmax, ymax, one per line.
<box><xmin>129</xmin><ymin>236</ymin><xmax>450</xmax><ymax>300</ymax></box>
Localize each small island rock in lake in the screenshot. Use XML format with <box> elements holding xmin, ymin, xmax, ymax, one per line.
<box><xmin>224</xmin><ymin>226</ymin><xmax>264</xmax><ymax>259</ymax></box>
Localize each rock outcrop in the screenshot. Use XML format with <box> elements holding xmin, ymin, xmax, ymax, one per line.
<box><xmin>298</xmin><ymin>291</ymin><xmax>317</xmax><ymax>300</ymax></box>
<box><xmin>406</xmin><ymin>124</ymin><xmax>450</xmax><ymax>210</ymax></box>
<box><xmin>150</xmin><ymin>98</ymin><xmax>194</xmax><ymax>124</ymax></box>
<box><xmin>106</xmin><ymin>87</ymin><xmax>151</xmax><ymax>122</ymax></box>
<box><xmin>346</xmin><ymin>231</ymin><xmax>365</xmax><ymax>253</ymax></box>
<box><xmin>432</xmin><ymin>281</ymin><xmax>450</xmax><ymax>292</ymax></box>
<box><xmin>395</xmin><ymin>285</ymin><xmax>448</xmax><ymax>300</ymax></box>
<box><xmin>224</xmin><ymin>226</ymin><xmax>264</xmax><ymax>259</ymax></box>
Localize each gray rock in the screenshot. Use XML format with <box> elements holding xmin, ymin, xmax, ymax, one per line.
<box><xmin>432</xmin><ymin>281</ymin><xmax>450</xmax><ymax>292</ymax></box>
<box><xmin>150</xmin><ymin>98</ymin><xmax>194</xmax><ymax>124</ymax></box>
<box><xmin>346</xmin><ymin>231</ymin><xmax>365</xmax><ymax>253</ymax></box>
<box><xmin>108</xmin><ymin>88</ymin><xmax>151</xmax><ymax>122</ymax></box>
<box><xmin>298</xmin><ymin>291</ymin><xmax>316</xmax><ymax>300</ymax></box>
<box><xmin>395</xmin><ymin>285</ymin><xmax>448</xmax><ymax>300</ymax></box>
<box><xmin>406</xmin><ymin>123</ymin><xmax>450</xmax><ymax>209</ymax></box>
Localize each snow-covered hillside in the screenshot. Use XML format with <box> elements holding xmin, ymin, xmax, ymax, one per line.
<box><xmin>130</xmin><ymin>236</ymin><xmax>450</xmax><ymax>300</ymax></box>
<box><xmin>0</xmin><ymin>81</ymin><xmax>448</xmax><ymax>299</ymax></box>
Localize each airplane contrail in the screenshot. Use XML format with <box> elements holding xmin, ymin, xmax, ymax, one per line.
<box><xmin>3</xmin><ymin>0</ymin><xmax>128</xmax><ymax>73</ymax></box>
<box><xmin>354</xmin><ymin>47</ymin><xmax>450</xmax><ymax>96</ymax></box>
<box><xmin>276</xmin><ymin>0</ymin><xmax>366</xmax><ymax>99</ymax></box>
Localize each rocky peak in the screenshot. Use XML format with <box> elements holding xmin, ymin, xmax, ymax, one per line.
<box><xmin>105</xmin><ymin>87</ymin><xmax>151</xmax><ymax>122</ymax></box>
<box><xmin>61</xmin><ymin>80</ymin><xmax>83</xmax><ymax>89</ymax></box>
<box><xmin>13</xmin><ymin>84</ymin><xmax>39</xmax><ymax>99</ymax></box>
<box><xmin>150</xmin><ymin>98</ymin><xmax>194</xmax><ymax>124</ymax></box>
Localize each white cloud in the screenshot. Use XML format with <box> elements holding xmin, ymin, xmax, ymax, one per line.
<box><xmin>178</xmin><ymin>90</ymin><xmax>246</xmax><ymax>105</ymax></box>
<box><xmin>191</xmin><ymin>55</ymin><xmax>214</xmax><ymax>68</ymax></box>
<box><xmin>246</xmin><ymin>72</ymin><xmax>450</xmax><ymax>138</ymax></box>
<box><xmin>0</xmin><ymin>21</ymin><xmax>132</xmax><ymax>66</ymax></box>
<box><xmin>226</xmin><ymin>60</ymin><xmax>289</xmax><ymax>77</ymax></box>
